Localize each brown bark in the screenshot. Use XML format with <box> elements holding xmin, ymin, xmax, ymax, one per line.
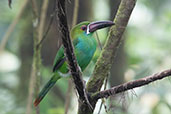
<box><xmin>93</xmin><ymin>69</ymin><xmax>171</xmax><ymax>100</ymax></box>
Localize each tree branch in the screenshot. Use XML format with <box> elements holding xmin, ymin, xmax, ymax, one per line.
<box><xmin>26</xmin><ymin>0</ymin><xmax>40</xmax><ymax>114</ymax></box>
<box><xmin>72</xmin><ymin>0</ymin><xmax>79</xmax><ymax>27</ymax></box>
<box><xmin>65</xmin><ymin>0</ymin><xmax>79</xmax><ymax>113</ymax></box>
<box><xmin>78</xmin><ymin>0</ymin><xmax>137</xmax><ymax>113</ymax></box>
<box><xmin>93</xmin><ymin>69</ymin><xmax>171</xmax><ymax>100</ymax></box>
<box><xmin>56</xmin><ymin>0</ymin><xmax>92</xmax><ymax>110</ymax></box>
<box><xmin>87</xmin><ymin>0</ymin><xmax>136</xmax><ymax>93</ymax></box>
<box><xmin>8</xmin><ymin>0</ymin><xmax>12</xmax><ymax>8</ymax></box>
<box><xmin>38</xmin><ymin>0</ymin><xmax>49</xmax><ymax>42</ymax></box>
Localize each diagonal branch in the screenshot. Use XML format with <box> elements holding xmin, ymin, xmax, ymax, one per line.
<box><xmin>56</xmin><ymin>0</ymin><xmax>92</xmax><ymax>110</ymax></box>
<box><xmin>65</xmin><ymin>0</ymin><xmax>79</xmax><ymax>113</ymax></box>
<box><xmin>93</xmin><ymin>69</ymin><xmax>171</xmax><ymax>100</ymax></box>
<box><xmin>87</xmin><ymin>0</ymin><xmax>136</xmax><ymax>94</ymax></box>
<box><xmin>36</xmin><ymin>0</ymin><xmax>56</xmax><ymax>47</ymax></box>
<box><xmin>78</xmin><ymin>0</ymin><xmax>137</xmax><ymax>113</ymax></box>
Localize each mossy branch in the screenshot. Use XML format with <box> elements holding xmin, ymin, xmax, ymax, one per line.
<box><xmin>87</xmin><ymin>0</ymin><xmax>136</xmax><ymax>93</ymax></box>
<box><xmin>26</xmin><ymin>0</ymin><xmax>49</xmax><ymax>114</ymax></box>
<box><xmin>78</xmin><ymin>0</ymin><xmax>137</xmax><ymax>113</ymax></box>
<box><xmin>26</xmin><ymin>0</ymin><xmax>40</xmax><ymax>114</ymax></box>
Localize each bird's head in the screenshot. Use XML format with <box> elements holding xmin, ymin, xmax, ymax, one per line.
<box><xmin>71</xmin><ymin>21</ymin><xmax>114</xmax><ymax>38</ymax></box>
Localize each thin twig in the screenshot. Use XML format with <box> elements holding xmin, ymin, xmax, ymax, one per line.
<box><xmin>37</xmin><ymin>14</ymin><xmax>54</xmax><ymax>47</ymax></box>
<box><xmin>96</xmin><ymin>30</ymin><xmax>106</xmax><ymax>114</ymax></box>
<box><xmin>0</xmin><ymin>0</ymin><xmax>29</xmax><ymax>52</ymax></box>
<box><xmin>97</xmin><ymin>74</ymin><xmax>108</xmax><ymax>114</ymax></box>
<box><xmin>95</xmin><ymin>32</ymin><xmax>103</xmax><ymax>50</ymax></box>
<box><xmin>26</xmin><ymin>67</ymin><xmax>37</xmax><ymax>114</ymax></box>
<box><xmin>95</xmin><ymin>32</ymin><xmax>107</xmax><ymax>113</ymax></box>
<box><xmin>37</xmin><ymin>0</ymin><xmax>56</xmax><ymax>47</ymax></box>
<box><xmin>93</xmin><ymin>69</ymin><xmax>171</xmax><ymax>100</ymax></box>
<box><xmin>8</xmin><ymin>0</ymin><xmax>12</xmax><ymax>8</ymax></box>
<box><xmin>65</xmin><ymin>80</ymin><xmax>73</xmax><ymax>114</ymax></box>
<box><xmin>31</xmin><ymin>0</ymin><xmax>38</xmax><ymax>18</ymax></box>
<box><xmin>38</xmin><ymin>0</ymin><xmax>49</xmax><ymax>42</ymax></box>
<box><xmin>72</xmin><ymin>0</ymin><xmax>79</xmax><ymax>27</ymax></box>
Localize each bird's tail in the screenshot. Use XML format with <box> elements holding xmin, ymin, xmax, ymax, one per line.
<box><xmin>34</xmin><ymin>73</ymin><xmax>61</xmax><ymax>107</ymax></box>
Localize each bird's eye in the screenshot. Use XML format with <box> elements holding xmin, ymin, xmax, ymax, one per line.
<box><xmin>81</xmin><ymin>25</ymin><xmax>87</xmax><ymax>31</ymax></box>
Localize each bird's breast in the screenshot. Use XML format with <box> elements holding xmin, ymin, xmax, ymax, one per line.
<box><xmin>75</xmin><ymin>38</ymin><xmax>96</xmax><ymax>70</ymax></box>
<box><xmin>76</xmin><ymin>38</ymin><xmax>96</xmax><ymax>57</ymax></box>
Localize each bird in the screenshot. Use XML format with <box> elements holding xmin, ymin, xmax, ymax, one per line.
<box><xmin>34</xmin><ymin>20</ymin><xmax>114</xmax><ymax>106</ymax></box>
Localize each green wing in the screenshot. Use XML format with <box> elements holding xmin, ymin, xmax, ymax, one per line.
<box><xmin>52</xmin><ymin>38</ymin><xmax>79</xmax><ymax>72</ymax></box>
<box><xmin>52</xmin><ymin>46</ymin><xmax>65</xmax><ymax>72</ymax></box>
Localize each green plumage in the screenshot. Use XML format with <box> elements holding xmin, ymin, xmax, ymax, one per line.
<box><xmin>34</xmin><ymin>20</ymin><xmax>114</xmax><ymax>106</ymax></box>
<box><xmin>34</xmin><ymin>22</ymin><xmax>97</xmax><ymax>106</ymax></box>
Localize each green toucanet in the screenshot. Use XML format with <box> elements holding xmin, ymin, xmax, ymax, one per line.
<box><xmin>34</xmin><ymin>20</ymin><xmax>114</xmax><ymax>106</ymax></box>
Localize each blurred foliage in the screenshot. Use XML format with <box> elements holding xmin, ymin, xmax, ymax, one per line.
<box><xmin>0</xmin><ymin>0</ymin><xmax>171</xmax><ymax>114</ymax></box>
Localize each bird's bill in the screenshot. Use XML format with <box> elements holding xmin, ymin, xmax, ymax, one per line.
<box><xmin>87</xmin><ymin>21</ymin><xmax>114</xmax><ymax>34</ymax></box>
